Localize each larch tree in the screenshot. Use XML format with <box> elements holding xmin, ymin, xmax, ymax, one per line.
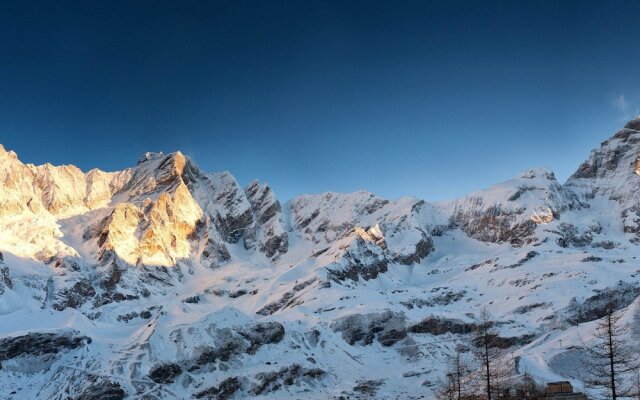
<box><xmin>582</xmin><ymin>299</ymin><xmax>638</xmax><ymax>399</ymax></box>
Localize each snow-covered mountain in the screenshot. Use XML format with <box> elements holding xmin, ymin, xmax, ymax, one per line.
<box><xmin>3</xmin><ymin>119</ymin><xmax>640</xmax><ymax>399</ymax></box>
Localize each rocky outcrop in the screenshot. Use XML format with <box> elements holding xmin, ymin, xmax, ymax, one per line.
<box><xmin>408</xmin><ymin>317</ymin><xmax>477</xmax><ymax>335</ymax></box>
<box><xmin>325</xmin><ymin>232</ymin><xmax>389</xmax><ymax>282</ymax></box>
<box><xmin>170</xmin><ymin>321</ymin><xmax>286</xmax><ymax>372</ymax></box>
<box><xmin>237</xmin><ymin>321</ymin><xmax>286</xmax><ymax>354</ymax></box>
<box><xmin>195</xmin><ymin>365</ymin><xmax>324</xmax><ymax>399</ymax></box>
<box><xmin>0</xmin><ymin>252</ymin><xmax>11</xmax><ymax>296</ymax></box>
<box><xmin>250</xmin><ymin>364</ymin><xmax>325</xmax><ymax>395</ymax></box>
<box><xmin>378</xmin><ymin>198</ymin><xmax>434</xmax><ymax>265</ymax></box>
<box><xmin>256</xmin><ymin>278</ymin><xmax>317</xmax><ymax>315</ymax></box>
<box><xmin>148</xmin><ymin>362</ymin><xmax>182</xmax><ymax>384</ymax></box>
<box><xmin>552</xmin><ymin>223</ymin><xmax>594</xmax><ymax>248</ymax></box>
<box><xmin>52</xmin><ymin>279</ymin><xmax>97</xmax><ymax>311</ymax></box>
<box><xmin>0</xmin><ymin>331</ymin><xmax>89</xmax><ymax>363</ymax></box>
<box><xmin>74</xmin><ymin>378</ymin><xmax>126</xmax><ymax>400</ymax></box>
<box><xmin>194</xmin><ymin>376</ymin><xmax>243</xmax><ymax>400</ymax></box>
<box><xmin>352</xmin><ymin>379</ymin><xmax>385</xmax><ymax>397</ymax></box>
<box><xmin>331</xmin><ymin>311</ymin><xmax>407</xmax><ymax>347</ymax></box>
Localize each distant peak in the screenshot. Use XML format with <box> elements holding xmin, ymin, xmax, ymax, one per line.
<box><xmin>0</xmin><ymin>144</ymin><xmax>18</xmax><ymax>160</ymax></box>
<box><xmin>137</xmin><ymin>151</ymin><xmax>164</xmax><ymax>165</ymax></box>
<box><xmin>624</xmin><ymin>116</ymin><xmax>640</xmax><ymax>131</ymax></box>
<box><xmin>518</xmin><ymin>167</ymin><xmax>555</xmax><ymax>180</ymax></box>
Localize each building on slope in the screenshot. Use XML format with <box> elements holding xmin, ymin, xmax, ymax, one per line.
<box><xmin>543</xmin><ymin>381</ymin><xmax>588</xmax><ymax>399</ymax></box>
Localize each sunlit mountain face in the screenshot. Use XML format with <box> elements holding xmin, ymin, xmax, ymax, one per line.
<box><xmin>2</xmin><ymin>119</ymin><xmax>640</xmax><ymax>398</ymax></box>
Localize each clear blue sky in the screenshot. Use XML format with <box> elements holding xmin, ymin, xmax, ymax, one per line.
<box><xmin>1</xmin><ymin>1</ymin><xmax>639</xmax><ymax>201</ymax></box>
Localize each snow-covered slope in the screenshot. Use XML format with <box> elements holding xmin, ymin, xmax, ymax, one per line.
<box><xmin>2</xmin><ymin>119</ymin><xmax>640</xmax><ymax>399</ymax></box>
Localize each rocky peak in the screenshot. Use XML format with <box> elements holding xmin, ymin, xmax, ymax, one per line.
<box><xmin>113</xmin><ymin>151</ymin><xmax>197</xmax><ymax>203</ymax></box>
<box><xmin>519</xmin><ymin>167</ymin><xmax>556</xmax><ymax>181</ymax></box>
<box><xmin>0</xmin><ymin>144</ymin><xmax>18</xmax><ymax>161</ymax></box>
<box><xmin>289</xmin><ymin>191</ymin><xmax>390</xmax><ymax>243</ymax></box>
<box><xmin>137</xmin><ymin>151</ymin><xmax>164</xmax><ymax>165</ymax></box>
<box><xmin>565</xmin><ymin>118</ymin><xmax>640</xmax><ymax>243</ymax></box>
<box><xmin>96</xmin><ymin>178</ymin><xmax>203</xmax><ymax>267</ymax></box>
<box><xmin>290</xmin><ymin>192</ymin><xmax>433</xmax><ymax>266</ymax></box>
<box><xmin>84</xmin><ymin>168</ymin><xmax>131</xmax><ymax>209</ymax></box>
<box><xmin>245</xmin><ymin>181</ymin><xmax>280</xmax><ymax>224</ymax></box>
<box><xmin>0</xmin><ymin>146</ymin><xmax>45</xmax><ymax>217</ymax></box>
<box><xmin>567</xmin><ymin>118</ymin><xmax>640</xmax><ymax>190</ymax></box>
<box><xmin>623</xmin><ymin>115</ymin><xmax>640</xmax><ymax>131</ymax></box>
<box><xmin>446</xmin><ymin>168</ymin><xmax>580</xmax><ymax>245</ymax></box>
<box><xmin>208</xmin><ymin>171</ymin><xmax>254</xmax><ymax>244</ymax></box>
<box><xmin>34</xmin><ymin>162</ymin><xmax>89</xmax><ymax>216</ymax></box>
<box><xmin>89</xmin><ymin>152</ymin><xmax>207</xmax><ymax>268</ymax></box>
<box><xmin>244</xmin><ymin>180</ymin><xmax>288</xmax><ymax>258</ymax></box>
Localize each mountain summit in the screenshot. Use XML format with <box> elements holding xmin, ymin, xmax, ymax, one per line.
<box><xmin>2</xmin><ymin>120</ymin><xmax>640</xmax><ymax>398</ymax></box>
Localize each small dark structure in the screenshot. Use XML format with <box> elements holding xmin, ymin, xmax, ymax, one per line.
<box><xmin>543</xmin><ymin>381</ymin><xmax>588</xmax><ymax>399</ymax></box>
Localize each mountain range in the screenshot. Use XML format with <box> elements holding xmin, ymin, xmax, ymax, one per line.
<box><xmin>2</xmin><ymin>118</ymin><xmax>640</xmax><ymax>399</ymax></box>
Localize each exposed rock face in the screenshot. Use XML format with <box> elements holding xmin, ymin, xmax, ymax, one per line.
<box><xmin>95</xmin><ymin>155</ymin><xmax>203</xmax><ymax>267</ymax></box>
<box><xmin>52</xmin><ymin>278</ymin><xmax>97</xmax><ymax>311</ymax></box>
<box><xmin>408</xmin><ymin>317</ymin><xmax>477</xmax><ymax>335</ymax></box>
<box><xmin>237</xmin><ymin>321</ymin><xmax>286</xmax><ymax>353</ymax></box>
<box><xmin>194</xmin><ymin>365</ymin><xmax>324</xmax><ymax>399</ymax></box>
<box><xmin>159</xmin><ymin>320</ymin><xmax>286</xmax><ymax>373</ymax></box>
<box><xmin>35</xmin><ymin>163</ymin><xmax>89</xmax><ymax>216</ymax></box>
<box><xmin>290</xmin><ymin>193</ymin><xmax>434</xmax><ymax>285</ymax></box>
<box><xmin>148</xmin><ymin>362</ymin><xmax>182</xmax><ymax>384</ymax></box>
<box><xmin>331</xmin><ymin>311</ymin><xmax>407</xmax><ymax>347</ymax></box>
<box><xmin>290</xmin><ymin>191</ymin><xmax>390</xmax><ymax>243</ymax></box>
<box><xmin>84</xmin><ymin>168</ymin><xmax>131</xmax><ymax>209</ymax></box>
<box><xmin>256</xmin><ymin>278</ymin><xmax>317</xmax><ymax>316</ymax></box>
<box><xmin>74</xmin><ymin>379</ymin><xmax>126</xmax><ymax>400</ymax></box>
<box><xmin>381</xmin><ymin>199</ymin><xmax>434</xmax><ymax>265</ymax></box>
<box><xmin>0</xmin><ymin>253</ymin><xmax>11</xmax><ymax>296</ymax></box>
<box><xmin>250</xmin><ymin>364</ymin><xmax>325</xmax><ymax>395</ymax></box>
<box><xmin>566</xmin><ymin>282</ymin><xmax>640</xmax><ymax>324</ymax></box>
<box><xmin>208</xmin><ymin>171</ymin><xmax>254</xmax><ymax>244</ymax></box>
<box><xmin>194</xmin><ymin>376</ymin><xmax>243</xmax><ymax>400</ymax></box>
<box><xmin>326</xmin><ymin>231</ymin><xmax>389</xmax><ymax>282</ymax></box>
<box><xmin>352</xmin><ymin>379</ymin><xmax>385</xmax><ymax>397</ymax></box>
<box><xmin>553</xmin><ymin>223</ymin><xmax>594</xmax><ymax>248</ymax></box>
<box><xmin>569</xmin><ymin>118</ymin><xmax>640</xmax><ymax>184</ymax></box>
<box><xmin>245</xmin><ymin>180</ymin><xmax>288</xmax><ymax>258</ymax></box>
<box><xmin>0</xmin><ymin>331</ymin><xmax>89</xmax><ymax>362</ymax></box>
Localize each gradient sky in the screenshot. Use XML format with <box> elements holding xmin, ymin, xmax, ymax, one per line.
<box><xmin>1</xmin><ymin>1</ymin><xmax>640</xmax><ymax>202</ymax></box>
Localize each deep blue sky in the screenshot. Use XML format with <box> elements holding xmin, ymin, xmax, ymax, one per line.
<box><xmin>1</xmin><ymin>1</ymin><xmax>640</xmax><ymax>201</ymax></box>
